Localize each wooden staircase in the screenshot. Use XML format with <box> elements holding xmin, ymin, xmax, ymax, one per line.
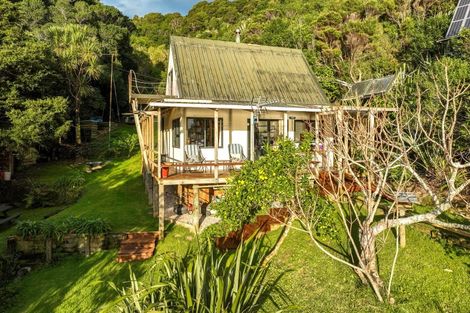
<box><xmin>116</xmin><ymin>232</ymin><xmax>159</xmax><ymax>263</ymax></box>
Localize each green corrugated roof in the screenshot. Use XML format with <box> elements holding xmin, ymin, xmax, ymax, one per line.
<box><xmin>170</xmin><ymin>36</ymin><xmax>329</xmax><ymax>106</ymax></box>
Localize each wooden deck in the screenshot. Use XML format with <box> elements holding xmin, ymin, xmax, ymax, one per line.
<box><xmin>153</xmin><ymin>161</ymin><xmax>244</xmax><ymax>185</ymax></box>
<box><xmin>157</xmin><ymin>170</ymin><xmax>233</xmax><ymax>185</ymax></box>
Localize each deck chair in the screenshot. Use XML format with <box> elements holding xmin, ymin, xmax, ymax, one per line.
<box><xmin>185</xmin><ymin>144</ymin><xmax>206</xmax><ymax>172</ymax></box>
<box><xmin>228</xmin><ymin>143</ymin><xmax>247</xmax><ymax>162</ymax></box>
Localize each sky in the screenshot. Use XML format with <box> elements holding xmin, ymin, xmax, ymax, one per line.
<box><xmin>101</xmin><ymin>0</ymin><xmax>202</xmax><ymax>17</ymax></box>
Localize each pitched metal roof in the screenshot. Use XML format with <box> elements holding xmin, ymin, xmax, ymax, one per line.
<box><xmin>170</xmin><ymin>36</ymin><xmax>329</xmax><ymax>106</ymax></box>
<box><xmin>342</xmin><ymin>75</ymin><xmax>397</xmax><ymax>101</ymax></box>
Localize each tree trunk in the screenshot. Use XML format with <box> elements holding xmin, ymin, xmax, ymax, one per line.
<box><xmin>75</xmin><ymin>100</ymin><xmax>81</xmax><ymax>145</ymax></box>
<box><xmin>85</xmin><ymin>235</ymin><xmax>91</xmax><ymax>257</ymax></box>
<box><xmin>359</xmin><ymin>226</ymin><xmax>385</xmax><ymax>302</ymax></box>
<box><xmin>262</xmin><ymin>216</ymin><xmax>293</xmax><ymax>266</ymax></box>
<box><xmin>45</xmin><ymin>238</ymin><xmax>53</xmax><ymax>263</ymax></box>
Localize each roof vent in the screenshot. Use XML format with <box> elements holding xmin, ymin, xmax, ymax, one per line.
<box><xmin>235</xmin><ymin>29</ymin><xmax>241</xmax><ymax>43</ymax></box>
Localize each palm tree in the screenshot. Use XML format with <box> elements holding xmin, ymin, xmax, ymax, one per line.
<box><xmin>48</xmin><ymin>24</ymin><xmax>101</xmax><ymax>145</ymax></box>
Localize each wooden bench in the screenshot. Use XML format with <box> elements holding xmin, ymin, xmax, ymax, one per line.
<box><xmin>0</xmin><ymin>212</ymin><xmax>21</xmax><ymax>226</ymax></box>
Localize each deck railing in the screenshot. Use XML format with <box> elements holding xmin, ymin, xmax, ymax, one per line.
<box><xmin>150</xmin><ymin>160</ymin><xmax>246</xmax><ymax>180</ymax></box>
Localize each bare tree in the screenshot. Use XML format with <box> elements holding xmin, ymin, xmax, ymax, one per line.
<box><xmin>288</xmin><ymin>60</ymin><xmax>469</xmax><ymax>302</ymax></box>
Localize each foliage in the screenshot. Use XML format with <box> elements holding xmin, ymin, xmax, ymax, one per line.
<box><xmin>212</xmin><ymin>139</ymin><xmax>305</xmax><ymax>232</ymax></box>
<box><xmin>110</xmin><ymin>133</ymin><xmax>139</xmax><ymax>157</ymax></box>
<box><xmin>0</xmin><ymin>97</ymin><xmax>70</xmax><ymax>162</ymax></box>
<box><xmin>0</xmin><ymin>255</ymin><xmax>18</xmax><ymax>310</ymax></box>
<box><xmin>130</xmin><ymin>0</ymin><xmax>465</xmax><ymax>101</ymax></box>
<box><xmin>111</xmin><ymin>237</ymin><xmax>279</xmax><ymax>313</ymax></box>
<box><xmin>16</xmin><ymin>217</ymin><xmax>110</xmax><ymax>240</ymax></box>
<box><xmin>24</xmin><ymin>171</ymin><xmax>85</xmax><ymax>209</ymax></box>
<box><xmin>0</xmin><ymin>0</ymin><xmax>135</xmax><ymax>158</ymax></box>
<box><xmin>16</xmin><ymin>220</ymin><xmax>47</xmax><ymax>239</ymax></box>
<box><xmin>47</xmin><ymin>23</ymin><xmax>102</xmax><ymax>144</ymax></box>
<box><xmin>65</xmin><ymin>217</ymin><xmax>111</xmax><ymax>236</ymax></box>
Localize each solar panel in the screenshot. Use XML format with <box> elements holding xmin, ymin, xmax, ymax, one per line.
<box><xmin>445</xmin><ymin>0</ymin><xmax>470</xmax><ymax>38</ymax></box>
<box><xmin>342</xmin><ymin>75</ymin><xmax>397</xmax><ymax>101</ymax></box>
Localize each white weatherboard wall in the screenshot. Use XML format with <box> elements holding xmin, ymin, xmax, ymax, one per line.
<box><xmin>165</xmin><ymin>47</ymin><xmax>179</xmax><ymax>97</ymax></box>
<box><xmin>160</xmin><ymin>107</ymin><xmax>314</xmax><ymax>162</ymax></box>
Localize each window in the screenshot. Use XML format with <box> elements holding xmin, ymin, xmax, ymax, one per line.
<box><xmin>294</xmin><ymin>120</ymin><xmax>313</xmax><ymax>142</ymax></box>
<box><xmin>172</xmin><ymin>118</ymin><xmax>180</xmax><ymax>148</ymax></box>
<box><xmin>187</xmin><ymin>118</ymin><xmax>223</xmax><ymax>148</ymax></box>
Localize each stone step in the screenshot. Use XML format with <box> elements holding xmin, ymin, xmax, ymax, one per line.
<box><xmin>119</xmin><ymin>246</ymin><xmax>155</xmax><ymax>254</ymax></box>
<box><xmin>118</xmin><ymin>250</ymin><xmax>154</xmax><ymax>258</ymax></box>
<box><xmin>116</xmin><ymin>231</ymin><xmax>158</xmax><ymax>263</ymax></box>
<box><xmin>120</xmin><ymin>237</ymin><xmax>156</xmax><ymax>245</ymax></box>
<box><xmin>116</xmin><ymin>253</ymin><xmax>154</xmax><ymax>263</ymax></box>
<box><xmin>126</xmin><ymin>232</ymin><xmax>159</xmax><ymax>240</ymax></box>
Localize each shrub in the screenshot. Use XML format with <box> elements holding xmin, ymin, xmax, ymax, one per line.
<box><xmin>110</xmin><ymin>237</ymin><xmax>283</xmax><ymax>313</ymax></box>
<box><xmin>212</xmin><ymin>138</ymin><xmax>312</xmax><ymax>234</ymax></box>
<box><xmin>24</xmin><ymin>171</ymin><xmax>85</xmax><ymax>208</ymax></box>
<box><xmin>24</xmin><ymin>181</ymin><xmax>57</xmax><ymax>209</ymax></box>
<box><xmin>16</xmin><ymin>220</ymin><xmax>45</xmax><ymax>238</ymax></box>
<box><xmin>53</xmin><ymin>171</ymin><xmax>85</xmax><ymax>205</ymax></box>
<box><xmin>16</xmin><ymin>217</ymin><xmax>111</xmax><ymax>239</ymax></box>
<box><xmin>75</xmin><ymin>218</ymin><xmax>111</xmax><ymax>236</ymax></box>
<box><xmin>110</xmin><ymin>133</ymin><xmax>139</xmax><ymax>157</ymax></box>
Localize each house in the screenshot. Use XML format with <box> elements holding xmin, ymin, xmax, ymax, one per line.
<box><xmin>129</xmin><ymin>36</ymin><xmax>392</xmax><ymax>236</ymax></box>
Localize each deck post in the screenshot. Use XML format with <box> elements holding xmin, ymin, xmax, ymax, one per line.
<box><xmin>229</xmin><ymin>109</ymin><xmax>233</xmax><ymax>145</ymax></box>
<box><xmin>368</xmin><ymin>110</ymin><xmax>375</xmax><ymax>144</ymax></box>
<box><xmin>133</xmin><ymin>100</ymin><xmax>149</xmax><ymax>173</ymax></box>
<box><xmin>214</xmin><ymin>109</ymin><xmax>219</xmax><ymax>179</ymax></box>
<box><xmin>249</xmin><ymin>111</ymin><xmax>255</xmax><ymax>161</ymax></box>
<box><xmin>182</xmin><ymin>108</ymin><xmax>186</xmax><ymax>162</ymax></box>
<box><xmin>150</xmin><ymin>114</ymin><xmax>155</xmax><ymax>171</ymax></box>
<box><xmin>368</xmin><ymin>110</ymin><xmax>376</xmax><ymax>164</ymax></box>
<box><xmin>158</xmin><ymin>184</ymin><xmax>165</xmax><ymax>238</ymax></box>
<box><xmin>343</xmin><ymin>112</ymin><xmax>349</xmax><ymax>171</ymax></box>
<box><xmin>314</xmin><ymin>113</ymin><xmax>320</xmax><ymax>172</ymax></box>
<box><xmin>193</xmin><ymin>185</ymin><xmax>200</xmax><ymax>233</ymax></box>
<box><xmin>283</xmin><ymin>112</ymin><xmax>288</xmax><ymax>138</ymax></box>
<box><xmin>152</xmin><ymin>180</ymin><xmax>158</xmax><ymax>217</ymax></box>
<box><xmin>336</xmin><ymin>109</ymin><xmax>344</xmax><ymax>172</ymax></box>
<box><xmin>399</xmin><ymin>205</ymin><xmax>406</xmax><ymax>248</ymax></box>
<box><xmin>157</xmin><ymin>108</ymin><xmax>162</xmax><ymax>179</ymax></box>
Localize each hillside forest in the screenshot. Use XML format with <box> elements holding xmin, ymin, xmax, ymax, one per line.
<box><xmin>1</xmin><ymin>0</ymin><xmax>469</xmax><ymax>163</ymax></box>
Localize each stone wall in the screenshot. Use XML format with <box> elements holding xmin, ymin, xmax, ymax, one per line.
<box><xmin>7</xmin><ymin>232</ymin><xmax>127</xmax><ymax>257</ymax></box>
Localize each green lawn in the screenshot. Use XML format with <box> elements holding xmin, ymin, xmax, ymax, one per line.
<box><xmin>1</xmin><ymin>125</ymin><xmax>469</xmax><ymax>312</ymax></box>
<box><xmin>5</xmin><ymin>226</ymin><xmax>194</xmax><ymax>313</ymax></box>
<box><xmin>0</xmin><ymin>125</ymin><xmax>154</xmax><ymax>253</ymax></box>
<box><xmin>263</xmin><ymin>224</ymin><xmax>470</xmax><ymax>312</ymax></box>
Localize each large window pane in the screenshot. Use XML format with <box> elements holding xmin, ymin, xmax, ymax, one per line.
<box><xmin>172</xmin><ymin>118</ymin><xmax>180</xmax><ymax>148</ymax></box>
<box><xmin>187</xmin><ymin>118</ymin><xmax>223</xmax><ymax>148</ymax></box>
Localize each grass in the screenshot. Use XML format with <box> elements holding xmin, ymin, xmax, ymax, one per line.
<box><xmin>2</xmin><ymin>124</ymin><xmax>469</xmax><ymax>312</ymax></box>
<box><xmin>0</xmin><ymin>125</ymin><xmax>152</xmax><ymax>253</ymax></box>
<box><xmin>262</xmin><ymin>224</ymin><xmax>470</xmax><ymax>312</ymax></box>
<box><xmin>5</xmin><ymin>225</ymin><xmax>194</xmax><ymax>313</ymax></box>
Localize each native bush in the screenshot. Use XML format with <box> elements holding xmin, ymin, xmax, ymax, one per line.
<box><xmin>24</xmin><ymin>181</ymin><xmax>57</xmax><ymax>209</ymax></box>
<box><xmin>16</xmin><ymin>217</ymin><xmax>110</xmax><ymax>240</ymax></box>
<box><xmin>212</xmin><ymin>137</ymin><xmax>312</xmax><ymax>233</ymax></box>
<box><xmin>110</xmin><ymin>133</ymin><xmax>139</xmax><ymax>157</ymax></box>
<box><xmin>24</xmin><ymin>171</ymin><xmax>85</xmax><ymax>208</ymax></box>
<box><xmin>16</xmin><ymin>220</ymin><xmax>46</xmax><ymax>238</ymax></box>
<box><xmin>110</xmin><ymin>237</ymin><xmax>282</xmax><ymax>313</ymax></box>
<box><xmin>54</xmin><ymin>171</ymin><xmax>86</xmax><ymax>205</ymax></box>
